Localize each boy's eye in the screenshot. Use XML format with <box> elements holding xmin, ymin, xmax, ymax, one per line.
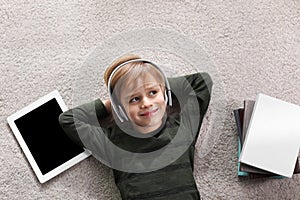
<box><xmin>129</xmin><ymin>97</ymin><xmax>140</xmax><ymax>103</ymax></box>
<box><xmin>149</xmin><ymin>90</ymin><xmax>157</xmax><ymax>96</ymax></box>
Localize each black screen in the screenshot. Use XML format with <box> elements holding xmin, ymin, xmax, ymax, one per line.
<box><xmin>15</xmin><ymin>98</ymin><xmax>84</xmax><ymax>175</ymax></box>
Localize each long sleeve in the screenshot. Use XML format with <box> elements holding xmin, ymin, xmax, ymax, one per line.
<box><xmin>169</xmin><ymin>72</ymin><xmax>212</xmax><ymax>113</ymax></box>
<box><xmin>168</xmin><ymin>72</ymin><xmax>213</xmax><ymax>142</ymax></box>
<box><xmin>184</xmin><ymin>72</ymin><xmax>212</xmax><ymax>115</ymax></box>
<box><xmin>58</xmin><ymin>99</ymin><xmax>112</xmax><ymax>159</ymax></box>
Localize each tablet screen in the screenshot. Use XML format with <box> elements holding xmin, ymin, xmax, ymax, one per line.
<box><xmin>14</xmin><ymin>98</ymin><xmax>83</xmax><ymax>175</ymax></box>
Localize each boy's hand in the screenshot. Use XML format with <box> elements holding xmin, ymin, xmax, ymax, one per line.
<box><xmin>103</xmin><ymin>99</ymin><xmax>112</xmax><ymax>114</ymax></box>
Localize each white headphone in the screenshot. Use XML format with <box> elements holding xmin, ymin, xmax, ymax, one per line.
<box><xmin>107</xmin><ymin>59</ymin><xmax>172</xmax><ymax>122</ymax></box>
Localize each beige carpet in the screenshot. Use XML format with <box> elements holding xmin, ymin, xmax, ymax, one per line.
<box><xmin>1</xmin><ymin>0</ymin><xmax>300</xmax><ymax>199</ymax></box>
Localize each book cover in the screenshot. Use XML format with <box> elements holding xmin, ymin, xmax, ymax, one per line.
<box><xmin>234</xmin><ymin>101</ymin><xmax>300</xmax><ymax>177</ymax></box>
<box><xmin>239</xmin><ymin>94</ymin><xmax>300</xmax><ymax>177</ymax></box>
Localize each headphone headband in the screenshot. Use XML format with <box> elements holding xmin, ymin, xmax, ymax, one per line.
<box><xmin>107</xmin><ymin>58</ymin><xmax>172</xmax><ymax>122</ymax></box>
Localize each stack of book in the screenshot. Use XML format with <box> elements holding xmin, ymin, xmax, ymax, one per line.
<box><xmin>234</xmin><ymin>94</ymin><xmax>300</xmax><ymax>178</ymax></box>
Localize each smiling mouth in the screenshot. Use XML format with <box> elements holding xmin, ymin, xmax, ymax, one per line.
<box><xmin>140</xmin><ymin>108</ymin><xmax>159</xmax><ymax>117</ymax></box>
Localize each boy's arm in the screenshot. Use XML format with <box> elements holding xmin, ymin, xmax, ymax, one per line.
<box><xmin>169</xmin><ymin>72</ymin><xmax>213</xmax><ymax>115</ymax></box>
<box><xmin>58</xmin><ymin>99</ymin><xmax>111</xmax><ymax>150</ymax></box>
<box><xmin>168</xmin><ymin>72</ymin><xmax>213</xmax><ymax>141</ymax></box>
<box><xmin>185</xmin><ymin>72</ymin><xmax>213</xmax><ymax>115</ymax></box>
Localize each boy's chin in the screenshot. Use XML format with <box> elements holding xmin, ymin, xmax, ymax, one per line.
<box><xmin>134</xmin><ymin>121</ymin><xmax>163</xmax><ymax>134</ymax></box>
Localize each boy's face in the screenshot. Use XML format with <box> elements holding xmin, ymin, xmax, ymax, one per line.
<box><xmin>119</xmin><ymin>75</ymin><xmax>167</xmax><ymax>134</ymax></box>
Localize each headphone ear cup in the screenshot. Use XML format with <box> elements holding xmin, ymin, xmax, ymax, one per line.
<box><xmin>111</xmin><ymin>92</ymin><xmax>128</xmax><ymax>122</ymax></box>
<box><xmin>118</xmin><ymin>105</ymin><xmax>128</xmax><ymax>121</ymax></box>
<box><xmin>164</xmin><ymin>90</ymin><xmax>168</xmax><ymax>104</ymax></box>
<box><xmin>166</xmin><ymin>90</ymin><xmax>172</xmax><ymax>106</ymax></box>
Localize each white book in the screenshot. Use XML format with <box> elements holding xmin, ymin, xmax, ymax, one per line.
<box><xmin>239</xmin><ymin>93</ymin><xmax>300</xmax><ymax>177</ymax></box>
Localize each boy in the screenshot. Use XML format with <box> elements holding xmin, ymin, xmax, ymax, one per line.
<box><xmin>59</xmin><ymin>54</ymin><xmax>212</xmax><ymax>199</ymax></box>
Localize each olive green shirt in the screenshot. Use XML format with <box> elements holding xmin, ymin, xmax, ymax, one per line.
<box><xmin>59</xmin><ymin>72</ymin><xmax>212</xmax><ymax>200</ymax></box>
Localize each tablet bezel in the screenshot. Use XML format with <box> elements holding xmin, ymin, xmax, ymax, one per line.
<box><xmin>7</xmin><ymin>90</ymin><xmax>91</xmax><ymax>183</ymax></box>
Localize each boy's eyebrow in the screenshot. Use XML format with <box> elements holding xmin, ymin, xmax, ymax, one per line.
<box><xmin>144</xmin><ymin>84</ymin><xmax>161</xmax><ymax>90</ymax></box>
<box><xmin>125</xmin><ymin>92</ymin><xmax>138</xmax><ymax>99</ymax></box>
<box><xmin>123</xmin><ymin>83</ymin><xmax>161</xmax><ymax>99</ymax></box>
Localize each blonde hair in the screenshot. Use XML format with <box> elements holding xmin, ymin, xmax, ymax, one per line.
<box><xmin>104</xmin><ymin>54</ymin><xmax>165</xmax><ymax>98</ymax></box>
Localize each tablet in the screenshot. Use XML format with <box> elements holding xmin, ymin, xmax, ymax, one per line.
<box><xmin>7</xmin><ymin>90</ymin><xmax>90</xmax><ymax>183</ymax></box>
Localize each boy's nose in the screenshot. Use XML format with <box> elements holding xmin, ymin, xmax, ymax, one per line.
<box><xmin>140</xmin><ymin>97</ymin><xmax>153</xmax><ymax>108</ymax></box>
